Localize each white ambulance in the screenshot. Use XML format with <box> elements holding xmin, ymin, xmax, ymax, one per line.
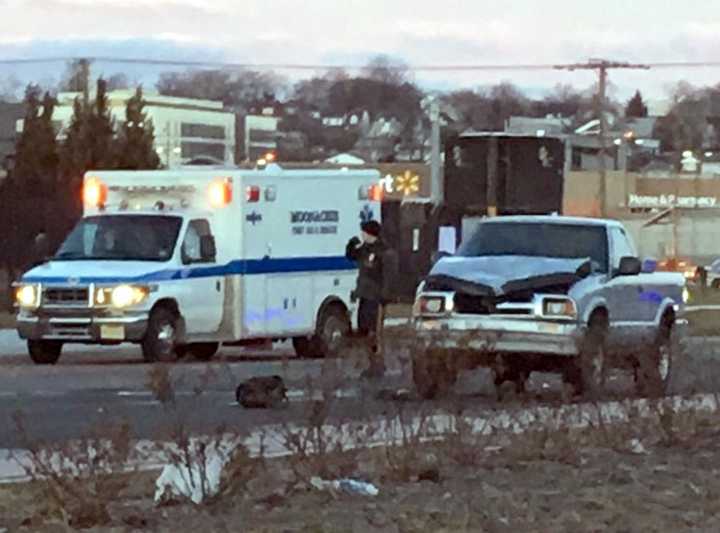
<box><xmin>14</xmin><ymin>164</ymin><xmax>383</xmax><ymax>364</ymax></box>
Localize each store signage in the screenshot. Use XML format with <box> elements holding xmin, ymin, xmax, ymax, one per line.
<box><xmin>628</xmin><ymin>194</ymin><xmax>718</xmax><ymax>208</ymax></box>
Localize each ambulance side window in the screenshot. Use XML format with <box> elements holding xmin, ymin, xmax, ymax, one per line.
<box><xmin>181</xmin><ymin>219</ymin><xmax>213</xmax><ymax>264</ymax></box>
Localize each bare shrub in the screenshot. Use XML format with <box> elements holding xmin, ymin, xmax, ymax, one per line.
<box><xmin>12</xmin><ymin>412</ymin><xmax>136</xmax><ymax>529</ymax></box>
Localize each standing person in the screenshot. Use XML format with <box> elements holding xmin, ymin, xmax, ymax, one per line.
<box><xmin>345</xmin><ymin>219</ymin><xmax>398</xmax><ymax>378</ymax></box>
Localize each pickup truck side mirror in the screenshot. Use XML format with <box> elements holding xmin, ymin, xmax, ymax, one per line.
<box><xmin>618</xmin><ymin>256</ymin><xmax>642</xmax><ymax>276</ymax></box>
<box><xmin>200</xmin><ymin>235</ymin><xmax>217</xmax><ymax>262</ymax></box>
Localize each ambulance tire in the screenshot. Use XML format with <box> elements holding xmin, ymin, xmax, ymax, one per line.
<box><xmin>28</xmin><ymin>340</ymin><xmax>62</xmax><ymax>365</ymax></box>
<box><xmin>142</xmin><ymin>307</ymin><xmax>180</xmax><ymax>363</ymax></box>
<box><xmin>315</xmin><ymin>305</ymin><xmax>351</xmax><ymax>358</ymax></box>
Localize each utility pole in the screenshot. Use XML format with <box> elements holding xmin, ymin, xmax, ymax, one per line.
<box><xmin>555</xmin><ymin>59</ymin><xmax>650</xmax><ymax>217</ymax></box>
<box><xmin>429</xmin><ymin>99</ymin><xmax>442</xmax><ymax>205</ymax></box>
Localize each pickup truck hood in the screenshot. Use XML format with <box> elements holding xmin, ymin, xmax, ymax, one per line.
<box><xmin>21</xmin><ymin>260</ymin><xmax>171</xmax><ymax>284</ymax></box>
<box><xmin>426</xmin><ymin>255</ymin><xmax>591</xmax><ymax>296</ymax></box>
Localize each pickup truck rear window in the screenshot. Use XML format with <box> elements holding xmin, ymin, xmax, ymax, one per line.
<box><xmin>458</xmin><ymin>222</ymin><xmax>609</xmax><ymax>273</ymax></box>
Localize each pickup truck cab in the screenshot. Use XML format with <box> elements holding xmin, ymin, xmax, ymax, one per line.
<box><xmin>412</xmin><ymin>216</ymin><xmax>688</xmax><ymax>399</ymax></box>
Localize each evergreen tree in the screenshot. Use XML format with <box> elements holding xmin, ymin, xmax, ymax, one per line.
<box><xmin>87</xmin><ymin>78</ymin><xmax>115</xmax><ymax>170</ymax></box>
<box><xmin>625</xmin><ymin>90</ymin><xmax>649</xmax><ymax>118</ymax></box>
<box><xmin>14</xmin><ymin>85</ymin><xmax>58</xmax><ymax>190</ymax></box>
<box><xmin>115</xmin><ymin>87</ymin><xmax>160</xmax><ymax>169</ymax></box>
<box><xmin>11</xmin><ymin>86</ymin><xmax>60</xmax><ymax>257</ymax></box>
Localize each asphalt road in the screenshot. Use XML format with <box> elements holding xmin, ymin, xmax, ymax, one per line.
<box><xmin>1</xmin><ymin>328</ymin><xmax>720</xmax><ymax>449</ymax></box>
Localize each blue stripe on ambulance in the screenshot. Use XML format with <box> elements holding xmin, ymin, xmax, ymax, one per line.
<box><xmin>22</xmin><ymin>255</ymin><xmax>356</xmax><ymax>284</ymax></box>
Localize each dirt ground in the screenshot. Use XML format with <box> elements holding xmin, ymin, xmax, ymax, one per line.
<box><xmin>4</xmin><ymin>412</ymin><xmax>720</xmax><ymax>533</ymax></box>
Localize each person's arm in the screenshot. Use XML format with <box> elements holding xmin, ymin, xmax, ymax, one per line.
<box><xmin>345</xmin><ymin>236</ymin><xmax>362</xmax><ymax>261</ymax></box>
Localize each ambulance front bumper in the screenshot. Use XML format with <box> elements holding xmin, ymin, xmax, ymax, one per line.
<box><xmin>17</xmin><ymin>310</ymin><xmax>149</xmax><ymax>343</ymax></box>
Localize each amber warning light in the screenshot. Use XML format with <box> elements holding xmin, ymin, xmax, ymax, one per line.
<box><xmin>208</xmin><ymin>179</ymin><xmax>233</xmax><ymax>207</ymax></box>
<box><xmin>369</xmin><ymin>184</ymin><xmax>384</xmax><ymax>202</ymax></box>
<box><xmin>83</xmin><ymin>177</ymin><xmax>108</xmax><ymax>208</ymax></box>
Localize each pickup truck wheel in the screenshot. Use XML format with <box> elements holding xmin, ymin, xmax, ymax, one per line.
<box><xmin>142</xmin><ymin>307</ymin><xmax>179</xmax><ymax>363</ymax></box>
<box><xmin>181</xmin><ymin>343</ymin><xmax>219</xmax><ymax>361</ymax></box>
<box><xmin>493</xmin><ymin>366</ymin><xmax>528</xmax><ymax>395</ymax></box>
<box><xmin>28</xmin><ymin>340</ymin><xmax>62</xmax><ymax>365</ymax></box>
<box><xmin>315</xmin><ymin>306</ymin><xmax>350</xmax><ymax>358</ymax></box>
<box><xmin>635</xmin><ymin>322</ymin><xmax>674</xmax><ymax>397</ymax></box>
<box><xmin>567</xmin><ymin>319</ymin><xmax>607</xmax><ymax>398</ymax></box>
<box><xmin>412</xmin><ymin>350</ymin><xmax>457</xmax><ymax>400</ymax></box>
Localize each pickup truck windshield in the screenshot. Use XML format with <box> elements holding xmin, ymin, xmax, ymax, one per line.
<box><xmin>458</xmin><ymin>222</ymin><xmax>609</xmax><ymax>273</ymax></box>
<box><xmin>55</xmin><ymin>215</ymin><xmax>183</xmax><ymax>262</ymax></box>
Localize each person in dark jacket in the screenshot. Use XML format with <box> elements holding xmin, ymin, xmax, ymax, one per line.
<box><xmin>345</xmin><ymin>219</ymin><xmax>398</xmax><ymax>378</ymax></box>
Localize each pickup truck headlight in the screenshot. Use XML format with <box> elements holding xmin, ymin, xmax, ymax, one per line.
<box><xmin>95</xmin><ymin>285</ymin><xmax>149</xmax><ymax>308</ymax></box>
<box><xmin>413</xmin><ymin>294</ymin><xmax>453</xmax><ymax>316</ymax></box>
<box><xmin>14</xmin><ymin>284</ymin><xmax>40</xmax><ymax>309</ymax></box>
<box><xmin>542</xmin><ymin>298</ymin><xmax>577</xmax><ymax>318</ymax></box>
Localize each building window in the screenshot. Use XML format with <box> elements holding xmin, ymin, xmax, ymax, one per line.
<box><xmin>181</xmin><ymin>142</ymin><xmax>226</xmax><ymax>161</ymax></box>
<box><xmin>180</xmin><ymin>123</ymin><xmax>226</xmax><ymax>140</ymax></box>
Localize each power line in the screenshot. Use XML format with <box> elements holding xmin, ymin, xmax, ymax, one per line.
<box><xmin>2</xmin><ymin>56</ymin><xmax>720</xmax><ymax>71</ymax></box>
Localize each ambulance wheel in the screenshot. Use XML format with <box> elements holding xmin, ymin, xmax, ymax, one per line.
<box><xmin>28</xmin><ymin>340</ymin><xmax>62</xmax><ymax>365</ymax></box>
<box><xmin>182</xmin><ymin>343</ymin><xmax>219</xmax><ymax>361</ymax></box>
<box><xmin>315</xmin><ymin>305</ymin><xmax>350</xmax><ymax>358</ymax></box>
<box><xmin>142</xmin><ymin>307</ymin><xmax>179</xmax><ymax>363</ymax></box>
<box><xmin>292</xmin><ymin>337</ymin><xmax>319</xmax><ymax>359</ymax></box>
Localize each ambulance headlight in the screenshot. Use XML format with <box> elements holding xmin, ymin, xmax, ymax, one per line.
<box><xmin>98</xmin><ymin>285</ymin><xmax>148</xmax><ymax>308</ymax></box>
<box><xmin>15</xmin><ymin>284</ymin><xmax>40</xmax><ymax>308</ymax></box>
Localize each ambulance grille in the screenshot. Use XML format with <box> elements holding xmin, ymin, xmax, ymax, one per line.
<box><xmin>43</xmin><ymin>287</ymin><xmax>89</xmax><ymax>307</ymax></box>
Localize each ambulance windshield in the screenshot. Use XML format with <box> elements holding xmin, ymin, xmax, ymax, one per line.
<box><xmin>55</xmin><ymin>215</ymin><xmax>183</xmax><ymax>262</ymax></box>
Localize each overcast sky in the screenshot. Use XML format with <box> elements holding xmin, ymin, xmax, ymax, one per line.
<box><xmin>1</xmin><ymin>0</ymin><xmax>720</xmax><ymax>101</ymax></box>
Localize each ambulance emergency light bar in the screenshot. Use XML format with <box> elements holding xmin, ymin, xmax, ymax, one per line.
<box><xmin>82</xmin><ymin>176</ymin><xmax>244</xmax><ymax>211</ymax></box>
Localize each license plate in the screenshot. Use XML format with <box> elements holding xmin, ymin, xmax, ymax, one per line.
<box><xmin>100</xmin><ymin>325</ymin><xmax>125</xmax><ymax>340</ymax></box>
<box><xmin>538</xmin><ymin>322</ymin><xmax>561</xmax><ymax>334</ymax></box>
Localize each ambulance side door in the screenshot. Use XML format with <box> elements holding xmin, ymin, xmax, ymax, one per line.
<box><xmin>178</xmin><ymin>219</ymin><xmax>224</xmax><ymax>335</ymax></box>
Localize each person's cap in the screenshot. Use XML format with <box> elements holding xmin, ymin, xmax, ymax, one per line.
<box><xmin>361</xmin><ymin>220</ymin><xmax>381</xmax><ymax>237</ymax></box>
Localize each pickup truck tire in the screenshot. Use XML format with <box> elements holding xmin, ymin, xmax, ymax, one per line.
<box><xmin>412</xmin><ymin>349</ymin><xmax>457</xmax><ymax>400</ymax></box>
<box><xmin>142</xmin><ymin>307</ymin><xmax>179</xmax><ymax>363</ymax></box>
<box><xmin>635</xmin><ymin>320</ymin><xmax>674</xmax><ymax>397</ymax></box>
<box><xmin>181</xmin><ymin>343</ymin><xmax>219</xmax><ymax>361</ymax></box>
<box><xmin>566</xmin><ymin>318</ymin><xmax>607</xmax><ymax>397</ymax></box>
<box><xmin>493</xmin><ymin>365</ymin><xmax>528</xmax><ymax>395</ymax></box>
<box><xmin>28</xmin><ymin>340</ymin><xmax>62</xmax><ymax>365</ymax></box>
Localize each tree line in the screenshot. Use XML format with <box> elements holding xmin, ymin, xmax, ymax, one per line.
<box><xmin>0</xmin><ymin>78</ymin><xmax>159</xmax><ymax>276</ymax></box>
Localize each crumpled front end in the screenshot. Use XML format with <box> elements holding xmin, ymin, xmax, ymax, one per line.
<box><xmin>413</xmin><ymin>256</ymin><xmax>591</xmax><ymax>357</ymax></box>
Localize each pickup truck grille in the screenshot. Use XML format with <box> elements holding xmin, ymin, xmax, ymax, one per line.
<box><xmin>42</xmin><ymin>287</ymin><xmax>89</xmax><ymax>307</ymax></box>
<box><xmin>454</xmin><ymin>293</ymin><xmax>532</xmax><ymax>315</ymax></box>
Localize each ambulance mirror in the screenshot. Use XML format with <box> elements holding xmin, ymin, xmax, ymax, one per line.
<box><xmin>200</xmin><ymin>235</ymin><xmax>217</xmax><ymax>262</ymax></box>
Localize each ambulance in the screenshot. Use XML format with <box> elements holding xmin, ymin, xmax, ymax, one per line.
<box><xmin>14</xmin><ymin>164</ymin><xmax>383</xmax><ymax>364</ymax></box>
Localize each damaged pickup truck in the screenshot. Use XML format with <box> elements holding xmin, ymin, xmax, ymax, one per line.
<box><xmin>412</xmin><ymin>216</ymin><xmax>688</xmax><ymax>399</ymax></box>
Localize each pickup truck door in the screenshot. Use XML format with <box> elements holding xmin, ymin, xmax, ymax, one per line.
<box><xmin>605</xmin><ymin>226</ymin><xmax>650</xmax><ymax>351</ymax></box>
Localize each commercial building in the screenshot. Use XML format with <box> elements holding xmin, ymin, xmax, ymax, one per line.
<box><xmin>19</xmin><ymin>90</ymin><xmax>236</xmax><ymax>167</ymax></box>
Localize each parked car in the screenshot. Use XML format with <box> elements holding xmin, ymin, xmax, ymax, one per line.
<box><xmin>412</xmin><ymin>216</ymin><xmax>688</xmax><ymax>399</ymax></box>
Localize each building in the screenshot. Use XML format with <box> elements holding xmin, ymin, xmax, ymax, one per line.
<box><xmin>19</xmin><ymin>90</ymin><xmax>236</xmax><ymax>168</ymax></box>
<box><xmin>505</xmin><ymin>115</ymin><xmax>571</xmax><ymax>136</ymax></box>
<box><xmin>244</xmin><ymin>112</ymin><xmax>279</xmax><ymax>162</ymax></box>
